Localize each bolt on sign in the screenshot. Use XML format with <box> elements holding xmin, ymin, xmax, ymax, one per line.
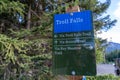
<box><xmin>52</xmin><ymin>10</ymin><xmax>96</xmax><ymax>76</ymax></box>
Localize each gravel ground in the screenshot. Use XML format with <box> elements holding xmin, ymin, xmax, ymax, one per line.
<box><xmin>97</xmin><ymin>64</ymin><xmax>115</xmax><ymax>75</ymax></box>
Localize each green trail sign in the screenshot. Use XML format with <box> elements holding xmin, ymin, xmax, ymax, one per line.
<box><xmin>52</xmin><ymin>10</ymin><xmax>96</xmax><ymax>76</ymax></box>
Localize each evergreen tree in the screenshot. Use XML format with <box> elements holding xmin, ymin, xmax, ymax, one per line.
<box><xmin>0</xmin><ymin>0</ymin><xmax>25</xmax><ymax>34</ymax></box>
<box><xmin>0</xmin><ymin>0</ymin><xmax>117</xmax><ymax>79</ymax></box>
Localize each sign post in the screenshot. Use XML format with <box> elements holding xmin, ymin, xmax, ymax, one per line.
<box><xmin>52</xmin><ymin>10</ymin><xmax>96</xmax><ymax>79</ymax></box>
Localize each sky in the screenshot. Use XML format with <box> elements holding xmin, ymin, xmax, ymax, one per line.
<box><xmin>97</xmin><ymin>0</ymin><xmax>120</xmax><ymax>43</ymax></box>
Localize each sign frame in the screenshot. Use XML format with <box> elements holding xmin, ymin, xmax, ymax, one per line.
<box><xmin>52</xmin><ymin>10</ymin><xmax>96</xmax><ymax>76</ymax></box>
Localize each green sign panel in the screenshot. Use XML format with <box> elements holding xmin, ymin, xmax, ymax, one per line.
<box><xmin>53</xmin><ymin>10</ymin><xmax>96</xmax><ymax>76</ymax></box>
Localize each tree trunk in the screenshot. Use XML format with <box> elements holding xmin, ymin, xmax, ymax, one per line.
<box><xmin>26</xmin><ymin>4</ymin><xmax>31</xmax><ymax>29</ymax></box>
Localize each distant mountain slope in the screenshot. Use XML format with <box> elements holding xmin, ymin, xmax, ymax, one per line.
<box><xmin>105</xmin><ymin>42</ymin><xmax>120</xmax><ymax>53</ymax></box>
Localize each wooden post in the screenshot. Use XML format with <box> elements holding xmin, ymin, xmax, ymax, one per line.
<box><xmin>67</xmin><ymin>76</ymin><xmax>83</xmax><ymax>80</ymax></box>
<box><xmin>66</xmin><ymin>5</ymin><xmax>83</xmax><ymax>80</ymax></box>
<box><xmin>66</xmin><ymin>5</ymin><xmax>80</xmax><ymax>13</ymax></box>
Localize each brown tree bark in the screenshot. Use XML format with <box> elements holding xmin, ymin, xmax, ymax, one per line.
<box><xmin>26</xmin><ymin>4</ymin><xmax>31</xmax><ymax>29</ymax></box>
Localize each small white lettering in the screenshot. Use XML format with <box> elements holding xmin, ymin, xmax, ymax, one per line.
<box><xmin>56</xmin><ymin>19</ymin><xmax>69</xmax><ymax>25</ymax></box>
<box><xmin>56</xmin><ymin>18</ymin><xmax>83</xmax><ymax>25</ymax></box>
<box><xmin>70</xmin><ymin>18</ymin><xmax>83</xmax><ymax>23</ymax></box>
<box><xmin>54</xmin><ymin>51</ymin><xmax>62</xmax><ymax>55</ymax></box>
<box><xmin>67</xmin><ymin>47</ymin><xmax>81</xmax><ymax>50</ymax></box>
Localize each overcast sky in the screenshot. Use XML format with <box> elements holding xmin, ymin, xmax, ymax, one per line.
<box><xmin>98</xmin><ymin>0</ymin><xmax>120</xmax><ymax>43</ymax></box>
